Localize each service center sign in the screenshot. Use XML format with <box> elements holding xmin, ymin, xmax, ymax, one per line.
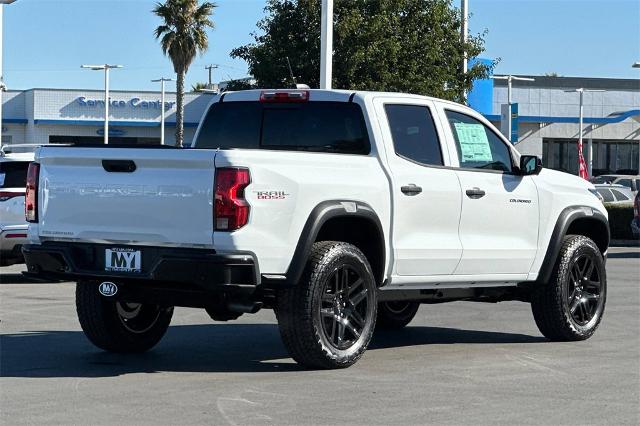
<box><xmin>76</xmin><ymin>96</ymin><xmax>175</xmax><ymax>110</ymax></box>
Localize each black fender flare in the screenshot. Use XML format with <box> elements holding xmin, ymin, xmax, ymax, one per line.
<box><xmin>536</xmin><ymin>205</ymin><xmax>609</xmax><ymax>284</ymax></box>
<box><xmin>283</xmin><ymin>200</ymin><xmax>385</xmax><ymax>286</ymax></box>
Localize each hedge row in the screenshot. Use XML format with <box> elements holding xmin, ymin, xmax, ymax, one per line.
<box><xmin>603</xmin><ymin>204</ymin><xmax>635</xmax><ymax>240</ymax></box>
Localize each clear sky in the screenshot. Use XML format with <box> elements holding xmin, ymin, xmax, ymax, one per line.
<box><xmin>3</xmin><ymin>0</ymin><xmax>640</xmax><ymax>92</ymax></box>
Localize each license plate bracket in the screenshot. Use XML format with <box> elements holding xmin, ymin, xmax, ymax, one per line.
<box><xmin>105</xmin><ymin>248</ymin><xmax>142</xmax><ymax>273</ymax></box>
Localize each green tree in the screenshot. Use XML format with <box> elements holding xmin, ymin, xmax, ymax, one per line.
<box><xmin>231</xmin><ymin>0</ymin><xmax>493</xmax><ymax>102</ymax></box>
<box><xmin>221</xmin><ymin>79</ymin><xmax>256</xmax><ymax>92</ymax></box>
<box><xmin>154</xmin><ymin>0</ymin><xmax>216</xmax><ymax>146</ymax></box>
<box><xmin>191</xmin><ymin>82</ymin><xmax>209</xmax><ymax>91</ymax></box>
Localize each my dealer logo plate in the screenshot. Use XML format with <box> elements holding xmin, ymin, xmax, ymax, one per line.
<box><xmin>105</xmin><ymin>248</ymin><xmax>141</xmax><ymax>273</ymax></box>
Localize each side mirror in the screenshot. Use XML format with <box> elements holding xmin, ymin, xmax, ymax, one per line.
<box><xmin>519</xmin><ymin>155</ymin><xmax>543</xmax><ymax>175</ymax></box>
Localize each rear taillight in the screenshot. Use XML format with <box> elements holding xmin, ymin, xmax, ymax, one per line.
<box><xmin>0</xmin><ymin>191</ymin><xmax>24</xmax><ymax>202</ymax></box>
<box><xmin>634</xmin><ymin>195</ymin><xmax>639</xmax><ymax>217</ymax></box>
<box><xmin>25</xmin><ymin>162</ymin><xmax>40</xmax><ymax>223</ymax></box>
<box><xmin>260</xmin><ymin>90</ymin><xmax>309</xmax><ymax>103</ymax></box>
<box><xmin>214</xmin><ymin>168</ymin><xmax>250</xmax><ymax>231</ymax></box>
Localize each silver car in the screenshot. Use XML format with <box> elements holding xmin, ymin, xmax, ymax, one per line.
<box><xmin>591</xmin><ymin>174</ymin><xmax>639</xmax><ymax>196</ymax></box>
<box><xmin>0</xmin><ymin>151</ymin><xmax>32</xmax><ymax>265</ymax></box>
<box><xmin>594</xmin><ymin>184</ymin><xmax>635</xmax><ymax>207</ymax></box>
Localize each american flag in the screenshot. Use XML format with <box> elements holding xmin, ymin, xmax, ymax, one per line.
<box><xmin>578</xmin><ymin>140</ymin><xmax>589</xmax><ymax>180</ymax></box>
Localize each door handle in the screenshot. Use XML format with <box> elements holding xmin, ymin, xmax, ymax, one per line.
<box><xmin>401</xmin><ymin>184</ymin><xmax>422</xmax><ymax>196</ymax></box>
<box><xmin>465</xmin><ymin>187</ymin><xmax>486</xmax><ymax>199</ymax></box>
<box><xmin>102</xmin><ymin>159</ymin><xmax>136</xmax><ymax>173</ymax></box>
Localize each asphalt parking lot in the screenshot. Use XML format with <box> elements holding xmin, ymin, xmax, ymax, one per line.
<box><xmin>1</xmin><ymin>247</ymin><xmax>638</xmax><ymax>425</ymax></box>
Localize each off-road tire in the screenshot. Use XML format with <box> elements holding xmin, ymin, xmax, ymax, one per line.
<box><xmin>76</xmin><ymin>281</ymin><xmax>173</xmax><ymax>353</ymax></box>
<box><xmin>377</xmin><ymin>301</ymin><xmax>420</xmax><ymax>329</ymax></box>
<box><xmin>276</xmin><ymin>241</ymin><xmax>377</xmax><ymax>369</ymax></box>
<box><xmin>531</xmin><ymin>235</ymin><xmax>606</xmax><ymax>341</ymax></box>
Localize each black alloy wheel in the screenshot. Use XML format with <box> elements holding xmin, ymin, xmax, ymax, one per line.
<box><xmin>76</xmin><ymin>281</ymin><xmax>173</xmax><ymax>353</ymax></box>
<box><xmin>115</xmin><ymin>302</ymin><xmax>164</xmax><ymax>334</ymax></box>
<box><xmin>531</xmin><ymin>235</ymin><xmax>607</xmax><ymax>341</ymax></box>
<box><xmin>318</xmin><ymin>264</ymin><xmax>371</xmax><ymax>350</ymax></box>
<box><xmin>565</xmin><ymin>253</ymin><xmax>603</xmax><ymax>326</ymax></box>
<box><xmin>276</xmin><ymin>241</ymin><xmax>378</xmax><ymax>369</ymax></box>
<box><xmin>376</xmin><ymin>301</ymin><xmax>421</xmax><ymax>329</ymax></box>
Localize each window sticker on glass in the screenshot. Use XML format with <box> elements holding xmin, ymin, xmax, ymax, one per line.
<box><xmin>0</xmin><ymin>173</ymin><xmax>5</xmax><ymax>187</ymax></box>
<box><xmin>453</xmin><ymin>122</ymin><xmax>493</xmax><ymax>163</ymax></box>
<box><xmin>407</xmin><ymin>126</ymin><xmax>420</xmax><ymax>136</ymax></box>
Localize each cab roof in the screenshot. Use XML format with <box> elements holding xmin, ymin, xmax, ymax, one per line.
<box><xmin>219</xmin><ymin>88</ymin><xmax>463</xmax><ymax>108</ymax></box>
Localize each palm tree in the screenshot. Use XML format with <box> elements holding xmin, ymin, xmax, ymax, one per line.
<box><xmin>154</xmin><ymin>0</ymin><xmax>216</xmax><ymax>147</ymax></box>
<box><xmin>191</xmin><ymin>82</ymin><xmax>208</xmax><ymax>92</ymax></box>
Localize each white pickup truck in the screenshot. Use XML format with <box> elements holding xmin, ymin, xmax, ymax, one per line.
<box><xmin>23</xmin><ymin>89</ymin><xmax>609</xmax><ymax>369</ymax></box>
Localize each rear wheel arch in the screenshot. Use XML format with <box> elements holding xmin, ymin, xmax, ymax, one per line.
<box><xmin>538</xmin><ymin>206</ymin><xmax>609</xmax><ymax>284</ymax></box>
<box><xmin>285</xmin><ymin>201</ymin><xmax>386</xmax><ymax>287</ymax></box>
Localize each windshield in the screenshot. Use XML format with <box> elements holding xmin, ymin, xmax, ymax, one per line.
<box><xmin>592</xmin><ymin>176</ymin><xmax>615</xmax><ymax>184</ymax></box>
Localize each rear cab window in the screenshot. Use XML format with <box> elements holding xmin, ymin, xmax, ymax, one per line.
<box><xmin>0</xmin><ymin>161</ymin><xmax>30</xmax><ymax>189</ymax></box>
<box><xmin>194</xmin><ymin>101</ymin><xmax>370</xmax><ymax>155</ymax></box>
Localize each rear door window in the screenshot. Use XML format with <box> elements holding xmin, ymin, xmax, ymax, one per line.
<box><xmin>0</xmin><ymin>161</ymin><xmax>30</xmax><ymax>188</ymax></box>
<box><xmin>385</xmin><ymin>104</ymin><xmax>443</xmax><ymax>166</ymax></box>
<box><xmin>195</xmin><ymin>101</ymin><xmax>370</xmax><ymax>154</ymax></box>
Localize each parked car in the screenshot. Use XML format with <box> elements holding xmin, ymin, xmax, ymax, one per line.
<box><xmin>23</xmin><ymin>89</ymin><xmax>609</xmax><ymax>369</ymax></box>
<box><xmin>594</xmin><ymin>184</ymin><xmax>635</xmax><ymax>206</ymax></box>
<box><xmin>591</xmin><ymin>174</ymin><xmax>639</xmax><ymax>195</ymax></box>
<box><xmin>0</xmin><ymin>149</ymin><xmax>33</xmax><ymax>265</ymax></box>
<box><xmin>632</xmin><ymin>192</ymin><xmax>640</xmax><ymax>238</ymax></box>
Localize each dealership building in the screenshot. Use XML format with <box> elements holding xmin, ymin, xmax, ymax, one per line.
<box><xmin>482</xmin><ymin>75</ymin><xmax>640</xmax><ymax>176</ymax></box>
<box><xmin>1</xmin><ymin>88</ymin><xmax>214</xmax><ymax>147</ymax></box>
<box><xmin>2</xmin><ymin>75</ymin><xmax>639</xmax><ymax>176</ymax></box>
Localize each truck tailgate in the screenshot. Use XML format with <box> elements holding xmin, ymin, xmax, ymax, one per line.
<box><xmin>37</xmin><ymin>147</ymin><xmax>216</xmax><ymax>248</ymax></box>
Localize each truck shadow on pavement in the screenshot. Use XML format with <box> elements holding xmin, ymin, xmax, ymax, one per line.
<box><xmin>1</xmin><ymin>324</ymin><xmax>545</xmax><ymax>378</ymax></box>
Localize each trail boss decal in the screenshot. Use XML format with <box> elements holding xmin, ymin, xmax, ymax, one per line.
<box><xmin>255</xmin><ymin>190</ymin><xmax>290</xmax><ymax>200</ymax></box>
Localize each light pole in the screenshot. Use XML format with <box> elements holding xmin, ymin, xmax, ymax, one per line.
<box><xmin>152</xmin><ymin>77</ymin><xmax>173</xmax><ymax>146</ymax></box>
<box><xmin>633</xmin><ymin>62</ymin><xmax>640</xmax><ymax>173</ymax></box>
<box><xmin>565</xmin><ymin>88</ymin><xmax>605</xmax><ymax>178</ymax></box>
<box><xmin>205</xmin><ymin>64</ymin><xmax>218</xmax><ymax>89</ymax></box>
<box><xmin>320</xmin><ymin>0</ymin><xmax>333</xmax><ymax>89</ymax></box>
<box><xmin>492</xmin><ymin>75</ymin><xmax>535</xmax><ymax>142</ymax></box>
<box><xmin>0</xmin><ymin>0</ymin><xmax>17</xmax><ymax>151</ymax></box>
<box><xmin>461</xmin><ymin>0</ymin><xmax>468</xmax><ymax>101</ymax></box>
<box><xmin>492</xmin><ymin>75</ymin><xmax>535</xmax><ymax>105</ymax></box>
<box><xmin>81</xmin><ymin>64</ymin><xmax>123</xmax><ymax>145</ymax></box>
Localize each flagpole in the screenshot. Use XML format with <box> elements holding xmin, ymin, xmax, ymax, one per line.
<box><xmin>579</xmin><ymin>89</ymin><xmax>584</xmax><ymax>177</ymax></box>
<box><xmin>565</xmin><ymin>88</ymin><xmax>605</xmax><ymax>179</ymax></box>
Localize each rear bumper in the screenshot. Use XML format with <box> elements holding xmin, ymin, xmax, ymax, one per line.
<box><xmin>22</xmin><ymin>242</ymin><xmax>258</xmax><ymax>294</ymax></box>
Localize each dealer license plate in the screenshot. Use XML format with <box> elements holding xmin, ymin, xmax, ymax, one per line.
<box><xmin>105</xmin><ymin>248</ymin><xmax>141</xmax><ymax>273</ymax></box>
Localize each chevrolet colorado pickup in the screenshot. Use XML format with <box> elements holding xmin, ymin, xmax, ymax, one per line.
<box><xmin>23</xmin><ymin>89</ymin><xmax>609</xmax><ymax>369</ymax></box>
